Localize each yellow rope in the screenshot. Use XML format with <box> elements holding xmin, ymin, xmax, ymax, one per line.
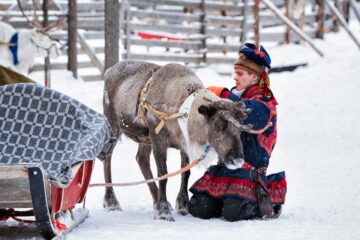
<box><xmin>136</xmin><ymin>76</ymin><xmax>186</xmax><ymax>134</ymax></box>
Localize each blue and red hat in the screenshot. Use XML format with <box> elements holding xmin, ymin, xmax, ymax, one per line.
<box><xmin>235</xmin><ymin>43</ymin><xmax>271</xmax><ymax>76</ymax></box>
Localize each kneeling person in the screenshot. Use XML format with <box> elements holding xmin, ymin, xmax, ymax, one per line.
<box><xmin>188</xmin><ymin>43</ymin><xmax>287</xmax><ymax>221</ymax></box>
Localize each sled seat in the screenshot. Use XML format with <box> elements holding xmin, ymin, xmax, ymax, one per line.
<box><xmin>0</xmin><ymin>160</ymin><xmax>94</xmax><ymax>239</ymax></box>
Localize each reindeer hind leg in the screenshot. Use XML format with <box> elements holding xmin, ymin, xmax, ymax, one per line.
<box><xmin>176</xmin><ymin>150</ymin><xmax>190</xmax><ymax>215</ymax></box>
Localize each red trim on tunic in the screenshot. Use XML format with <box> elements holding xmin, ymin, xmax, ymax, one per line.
<box><xmin>191</xmin><ymin>174</ymin><xmax>287</xmax><ymax>204</ymax></box>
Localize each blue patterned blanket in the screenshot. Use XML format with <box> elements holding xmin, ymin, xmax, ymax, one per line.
<box><xmin>0</xmin><ymin>83</ymin><xmax>116</xmax><ymax>183</ymax></box>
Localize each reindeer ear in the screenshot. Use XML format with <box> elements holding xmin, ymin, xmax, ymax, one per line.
<box><xmin>198</xmin><ymin>105</ymin><xmax>216</xmax><ymax>117</ymax></box>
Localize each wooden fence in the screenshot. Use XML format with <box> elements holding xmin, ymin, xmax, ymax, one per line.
<box><xmin>121</xmin><ymin>0</ymin><xmax>321</xmax><ymax>66</ymax></box>
<box><xmin>1</xmin><ymin>0</ymin><xmax>355</xmax><ymax>80</ymax></box>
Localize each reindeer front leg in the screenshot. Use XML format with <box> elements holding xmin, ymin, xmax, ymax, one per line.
<box><xmin>103</xmin><ymin>155</ymin><xmax>121</xmax><ymax>210</ymax></box>
<box><xmin>152</xmin><ymin>140</ymin><xmax>174</xmax><ymax>221</ymax></box>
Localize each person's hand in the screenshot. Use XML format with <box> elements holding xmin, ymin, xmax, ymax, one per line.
<box><xmin>207</xmin><ymin>86</ymin><xmax>230</xmax><ymax>99</ymax></box>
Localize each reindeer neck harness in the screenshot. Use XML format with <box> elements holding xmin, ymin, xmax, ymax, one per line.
<box><xmin>136</xmin><ymin>76</ymin><xmax>187</xmax><ymax>134</ymax></box>
<box><xmin>137</xmin><ymin>76</ymin><xmax>215</xmax><ymax>161</ymax></box>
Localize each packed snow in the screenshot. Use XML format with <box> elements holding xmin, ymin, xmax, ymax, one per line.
<box><xmin>1</xmin><ymin>22</ymin><xmax>360</xmax><ymax>240</ymax></box>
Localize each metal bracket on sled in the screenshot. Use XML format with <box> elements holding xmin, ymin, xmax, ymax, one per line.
<box><xmin>28</xmin><ymin>166</ymin><xmax>58</xmax><ymax>239</ymax></box>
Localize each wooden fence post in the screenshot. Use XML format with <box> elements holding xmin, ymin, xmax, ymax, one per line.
<box><xmin>349</xmin><ymin>0</ymin><xmax>360</xmax><ymax>22</ymax></box>
<box><xmin>105</xmin><ymin>0</ymin><xmax>120</xmax><ymax>72</ymax></box>
<box><xmin>316</xmin><ymin>0</ymin><xmax>325</xmax><ymax>39</ymax></box>
<box><xmin>261</xmin><ymin>0</ymin><xmax>324</xmax><ymax>56</ymax></box>
<box><xmin>43</xmin><ymin>0</ymin><xmax>51</xmax><ymax>87</ymax></box>
<box><xmin>200</xmin><ymin>0</ymin><xmax>207</xmax><ymax>64</ymax></box>
<box><xmin>253</xmin><ymin>0</ymin><xmax>260</xmax><ymax>47</ymax></box>
<box><xmin>325</xmin><ymin>0</ymin><xmax>360</xmax><ymax>49</ymax></box>
<box><xmin>285</xmin><ymin>0</ymin><xmax>291</xmax><ymax>43</ymax></box>
<box><xmin>342</xmin><ymin>0</ymin><xmax>350</xmax><ymax>22</ymax></box>
<box><xmin>333</xmin><ymin>0</ymin><xmax>340</xmax><ymax>32</ymax></box>
<box><xmin>240</xmin><ymin>0</ymin><xmax>248</xmax><ymax>47</ymax></box>
<box><xmin>68</xmin><ymin>0</ymin><xmax>77</xmax><ymax>78</ymax></box>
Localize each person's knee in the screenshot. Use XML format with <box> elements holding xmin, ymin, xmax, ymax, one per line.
<box><xmin>188</xmin><ymin>193</ymin><xmax>222</xmax><ymax>219</ymax></box>
<box><xmin>222</xmin><ymin>198</ymin><xmax>257</xmax><ymax>222</ymax></box>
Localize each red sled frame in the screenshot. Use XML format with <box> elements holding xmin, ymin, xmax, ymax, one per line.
<box><xmin>0</xmin><ymin>160</ymin><xmax>94</xmax><ymax>239</ymax></box>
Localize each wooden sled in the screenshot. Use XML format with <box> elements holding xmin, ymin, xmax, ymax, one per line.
<box><xmin>0</xmin><ymin>160</ymin><xmax>94</xmax><ymax>239</ymax></box>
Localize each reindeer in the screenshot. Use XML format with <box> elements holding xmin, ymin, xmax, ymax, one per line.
<box><xmin>0</xmin><ymin>21</ymin><xmax>61</xmax><ymax>74</ymax></box>
<box><xmin>0</xmin><ymin>0</ymin><xmax>62</xmax><ymax>74</ymax></box>
<box><xmin>103</xmin><ymin>60</ymin><xmax>252</xmax><ymax>221</ymax></box>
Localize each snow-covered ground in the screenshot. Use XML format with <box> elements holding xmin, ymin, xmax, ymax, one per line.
<box><xmin>2</xmin><ymin>21</ymin><xmax>360</xmax><ymax>239</ymax></box>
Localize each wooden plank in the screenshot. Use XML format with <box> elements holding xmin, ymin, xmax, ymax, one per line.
<box><xmin>349</xmin><ymin>0</ymin><xmax>360</xmax><ymax>22</ymax></box>
<box><xmin>68</xmin><ymin>0</ymin><xmax>78</xmax><ymax>78</ymax></box>
<box><xmin>128</xmin><ymin>23</ymin><xmax>243</xmax><ymax>36</ymax></box>
<box><xmin>78</xmin><ymin>32</ymin><xmax>104</xmax><ymax>73</ymax></box>
<box><xmin>30</xmin><ymin>61</ymin><xmax>95</xmax><ymax>72</ymax></box>
<box><xmin>0</xmin><ymin>178</ymin><xmax>33</xmax><ymax>208</ymax></box>
<box><xmin>247</xmin><ymin>28</ymin><xmax>317</xmax><ymax>42</ymax></box>
<box><xmin>51</xmin><ymin>31</ymin><xmax>104</xmax><ymax>40</ymax></box>
<box><xmin>260</xmin><ymin>12</ymin><xmax>317</xmax><ymax>27</ymax></box>
<box><xmin>325</xmin><ymin>0</ymin><xmax>360</xmax><ymax>49</ymax></box>
<box><xmin>317</xmin><ymin>0</ymin><xmax>325</xmax><ymax>38</ymax></box>
<box><xmin>105</xmin><ymin>0</ymin><xmax>120</xmax><ymax>71</ymax></box>
<box><xmin>127</xmin><ymin>0</ymin><xmax>255</xmax><ymax>11</ymax></box>
<box><xmin>127</xmin><ymin>38</ymin><xmax>203</xmax><ymax>49</ymax></box>
<box><xmin>130</xmin><ymin>9</ymin><xmax>202</xmax><ymax>22</ymax></box>
<box><xmin>126</xmin><ymin>38</ymin><xmax>240</xmax><ymax>52</ymax></box>
<box><xmin>58</xmin><ymin>2</ymin><xmax>105</xmax><ymax>12</ymax></box>
<box><xmin>254</xmin><ymin>0</ymin><xmax>260</xmax><ymax>46</ymax></box>
<box><xmin>285</xmin><ymin>0</ymin><xmax>291</xmax><ymax>43</ymax></box>
<box><xmin>261</xmin><ymin>0</ymin><xmax>324</xmax><ymax>56</ymax></box>
<box><xmin>123</xmin><ymin>53</ymin><xmax>203</xmax><ymax>63</ymax></box>
<box><xmin>129</xmin><ymin>8</ymin><xmax>254</xmax><ymax>27</ymax></box>
<box><xmin>0</xmin><ymin>165</ymin><xmax>29</xmax><ymax>179</ymax></box>
<box><xmin>128</xmin><ymin>22</ymin><xmax>202</xmax><ymax>34</ymax></box>
<box><xmin>80</xmin><ymin>75</ymin><xmax>103</xmax><ymax>82</ymax></box>
<box><xmin>207</xmin><ymin>56</ymin><xmax>237</xmax><ymax>64</ymax></box>
<box><xmin>240</xmin><ymin>0</ymin><xmax>249</xmax><ymax>46</ymax></box>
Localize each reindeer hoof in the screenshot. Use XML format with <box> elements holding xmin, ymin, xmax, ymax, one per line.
<box><xmin>176</xmin><ymin>207</ymin><xmax>189</xmax><ymax>216</ymax></box>
<box><xmin>154</xmin><ymin>211</ymin><xmax>175</xmax><ymax>221</ymax></box>
<box><xmin>176</xmin><ymin>197</ymin><xmax>189</xmax><ymax>215</ymax></box>
<box><xmin>103</xmin><ymin>197</ymin><xmax>122</xmax><ymax>211</ymax></box>
<box><xmin>154</xmin><ymin>201</ymin><xmax>174</xmax><ymax>221</ymax></box>
<box><xmin>159</xmin><ymin>214</ymin><xmax>175</xmax><ymax>222</ymax></box>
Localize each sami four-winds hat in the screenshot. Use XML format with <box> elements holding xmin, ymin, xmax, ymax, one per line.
<box><xmin>234</xmin><ymin>43</ymin><xmax>271</xmax><ymax>76</ymax></box>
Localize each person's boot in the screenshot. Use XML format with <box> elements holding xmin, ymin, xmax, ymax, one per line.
<box><xmin>188</xmin><ymin>193</ymin><xmax>223</xmax><ymax>219</ymax></box>
<box><xmin>271</xmin><ymin>205</ymin><xmax>282</xmax><ymax>218</ymax></box>
<box><xmin>222</xmin><ymin>198</ymin><xmax>257</xmax><ymax>222</ymax></box>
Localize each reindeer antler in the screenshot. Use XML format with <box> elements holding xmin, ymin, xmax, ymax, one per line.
<box><xmin>218</xmin><ymin>111</ymin><xmax>253</xmax><ymax>132</ymax></box>
<box><xmin>16</xmin><ymin>0</ymin><xmax>64</xmax><ymax>41</ymax></box>
<box><xmin>17</xmin><ymin>0</ymin><xmax>43</xmax><ymax>29</ymax></box>
<box><xmin>212</xmin><ymin>101</ymin><xmax>251</xmax><ymax>120</ymax></box>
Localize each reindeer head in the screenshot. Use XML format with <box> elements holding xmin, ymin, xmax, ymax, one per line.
<box><xmin>198</xmin><ymin>100</ymin><xmax>252</xmax><ymax>167</ymax></box>
<box><xmin>17</xmin><ymin>0</ymin><xmax>62</xmax><ymax>58</ymax></box>
<box><xmin>29</xmin><ymin>29</ymin><xmax>60</xmax><ymax>58</ymax></box>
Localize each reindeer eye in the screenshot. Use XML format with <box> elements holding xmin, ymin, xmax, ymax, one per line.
<box><xmin>214</xmin><ymin>118</ymin><xmax>227</xmax><ymax>131</ymax></box>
